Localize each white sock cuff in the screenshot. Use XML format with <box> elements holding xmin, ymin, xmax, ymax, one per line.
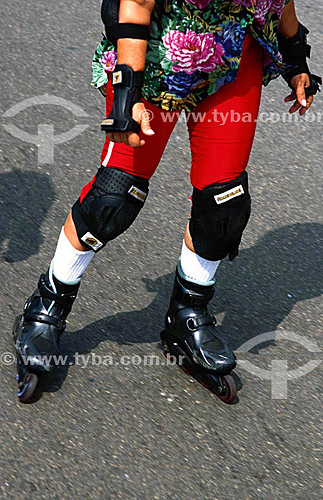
<box><xmin>179</xmin><ymin>240</ymin><xmax>220</xmax><ymax>285</ymax></box>
<box><xmin>52</xmin><ymin>227</ymin><xmax>94</xmax><ymax>283</ymax></box>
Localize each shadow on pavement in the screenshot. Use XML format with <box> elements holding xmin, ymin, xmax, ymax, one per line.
<box><xmin>0</xmin><ymin>169</ymin><xmax>55</xmax><ymax>263</ymax></box>
<box><xmin>32</xmin><ymin>222</ymin><xmax>323</xmax><ymax>398</ymax></box>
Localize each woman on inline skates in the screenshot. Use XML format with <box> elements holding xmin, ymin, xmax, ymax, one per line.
<box><xmin>13</xmin><ymin>0</ymin><xmax>321</xmax><ymax>402</ymax></box>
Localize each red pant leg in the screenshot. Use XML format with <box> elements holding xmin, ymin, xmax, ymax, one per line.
<box><xmin>187</xmin><ymin>32</ymin><xmax>263</xmax><ymax>189</ymax></box>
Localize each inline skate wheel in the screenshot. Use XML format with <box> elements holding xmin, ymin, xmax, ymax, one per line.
<box><xmin>216</xmin><ymin>374</ymin><xmax>237</xmax><ymax>403</ymax></box>
<box><xmin>17</xmin><ymin>372</ymin><xmax>38</xmax><ymax>403</ymax></box>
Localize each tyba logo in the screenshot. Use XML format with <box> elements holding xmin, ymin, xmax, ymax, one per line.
<box><xmin>236</xmin><ymin>331</ymin><xmax>321</xmax><ymax>400</ymax></box>
<box><xmin>1</xmin><ymin>95</ymin><xmax>89</xmax><ymax>164</ymax></box>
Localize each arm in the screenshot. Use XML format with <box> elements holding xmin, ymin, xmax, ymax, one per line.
<box><xmin>118</xmin><ymin>0</ymin><xmax>154</xmax><ymax>71</ymax></box>
<box><xmin>278</xmin><ymin>1</ymin><xmax>321</xmax><ymax>115</ymax></box>
<box><xmin>278</xmin><ymin>0</ymin><xmax>298</xmax><ymax>38</ymax></box>
<box><xmin>105</xmin><ymin>0</ymin><xmax>155</xmax><ymax>147</ymax></box>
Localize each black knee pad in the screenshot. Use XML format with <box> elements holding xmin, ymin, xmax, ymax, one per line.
<box><xmin>72</xmin><ymin>167</ymin><xmax>149</xmax><ymax>252</ymax></box>
<box><xmin>189</xmin><ymin>171</ymin><xmax>251</xmax><ymax>261</ymax></box>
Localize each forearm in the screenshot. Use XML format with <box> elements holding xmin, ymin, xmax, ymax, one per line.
<box><xmin>277</xmin><ymin>1</ymin><xmax>321</xmax><ymax>113</ymax></box>
<box><xmin>118</xmin><ymin>0</ymin><xmax>155</xmax><ymax>71</ymax></box>
<box><xmin>278</xmin><ymin>0</ymin><xmax>298</xmax><ymax>38</ymax></box>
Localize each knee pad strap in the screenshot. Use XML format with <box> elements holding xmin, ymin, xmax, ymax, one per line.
<box><xmin>189</xmin><ymin>171</ymin><xmax>251</xmax><ymax>261</ymax></box>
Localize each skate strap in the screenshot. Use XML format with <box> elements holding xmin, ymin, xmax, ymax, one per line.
<box><xmin>186</xmin><ymin>315</ymin><xmax>215</xmax><ymax>331</ymax></box>
<box><xmin>38</xmin><ymin>274</ymin><xmax>78</xmax><ymax>305</ymax></box>
<box><xmin>24</xmin><ymin>312</ymin><xmax>66</xmax><ymax>331</ymax></box>
<box><xmin>183</xmin><ymin>291</ymin><xmax>214</xmax><ymax>308</ymax></box>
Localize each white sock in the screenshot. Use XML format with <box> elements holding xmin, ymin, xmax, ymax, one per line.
<box><xmin>180</xmin><ymin>240</ymin><xmax>220</xmax><ymax>284</ymax></box>
<box><xmin>52</xmin><ymin>227</ymin><xmax>94</xmax><ymax>283</ymax></box>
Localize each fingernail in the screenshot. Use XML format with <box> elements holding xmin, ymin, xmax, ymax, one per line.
<box><xmin>301</xmin><ymin>99</ymin><xmax>307</xmax><ymax>107</ymax></box>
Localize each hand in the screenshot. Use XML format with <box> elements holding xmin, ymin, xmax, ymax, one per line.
<box><xmin>106</xmin><ymin>102</ymin><xmax>155</xmax><ymax>148</ymax></box>
<box><xmin>284</xmin><ymin>73</ymin><xmax>314</xmax><ymax>115</ymax></box>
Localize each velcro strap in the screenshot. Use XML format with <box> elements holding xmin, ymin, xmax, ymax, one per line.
<box><xmin>278</xmin><ymin>23</ymin><xmax>308</xmax><ymax>50</ymax></box>
<box><xmin>279</xmin><ymin>23</ymin><xmax>309</xmax><ymax>46</ymax></box>
<box><xmin>186</xmin><ymin>316</ymin><xmax>214</xmax><ymax>331</ymax></box>
<box><xmin>24</xmin><ymin>312</ymin><xmax>65</xmax><ymax>330</ymax></box>
<box><xmin>38</xmin><ymin>275</ymin><xmax>78</xmax><ymax>305</ymax></box>
<box><xmin>111</xmin><ymin>68</ymin><xmax>144</xmax><ymax>88</ymax></box>
<box><xmin>305</xmin><ymin>74</ymin><xmax>322</xmax><ymax>98</ymax></box>
<box><xmin>101</xmin><ymin>117</ymin><xmax>140</xmax><ymax>134</ymax></box>
<box><xmin>183</xmin><ymin>291</ymin><xmax>213</xmax><ymax>307</ymax></box>
<box><xmin>106</xmin><ymin>23</ymin><xmax>149</xmax><ymax>41</ymax></box>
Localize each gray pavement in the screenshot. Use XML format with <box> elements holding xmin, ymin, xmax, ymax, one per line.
<box><xmin>0</xmin><ymin>1</ymin><xmax>322</xmax><ymax>499</ymax></box>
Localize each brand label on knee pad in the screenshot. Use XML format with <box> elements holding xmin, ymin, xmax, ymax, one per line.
<box><xmin>128</xmin><ymin>185</ymin><xmax>147</xmax><ymax>202</ymax></box>
<box><xmin>81</xmin><ymin>232</ymin><xmax>104</xmax><ymax>251</ymax></box>
<box><xmin>214</xmin><ymin>185</ymin><xmax>244</xmax><ymax>205</ymax></box>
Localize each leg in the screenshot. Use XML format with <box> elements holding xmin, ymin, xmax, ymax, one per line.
<box><xmin>66</xmin><ymin>83</ymin><xmax>181</xmax><ymax>249</ymax></box>
<box><xmin>185</xmin><ymin>31</ymin><xmax>263</xmax><ymax>254</ymax></box>
<box><xmin>13</xmin><ymin>87</ymin><xmax>180</xmax><ymax>402</ymax></box>
<box><xmin>162</xmin><ymin>33</ymin><xmax>263</xmax><ymax>401</ymax></box>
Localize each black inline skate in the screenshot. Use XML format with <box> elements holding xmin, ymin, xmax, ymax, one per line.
<box><xmin>13</xmin><ymin>265</ymin><xmax>79</xmax><ymax>403</ymax></box>
<box><xmin>161</xmin><ymin>265</ymin><xmax>237</xmax><ymax>403</ymax></box>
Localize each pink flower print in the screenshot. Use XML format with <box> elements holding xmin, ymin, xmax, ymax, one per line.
<box><xmin>254</xmin><ymin>0</ymin><xmax>271</xmax><ymax>26</ymax></box>
<box><xmin>163</xmin><ymin>30</ymin><xmax>225</xmax><ymax>74</ymax></box>
<box><xmin>185</xmin><ymin>0</ymin><xmax>212</xmax><ymax>9</ymax></box>
<box><xmin>255</xmin><ymin>0</ymin><xmax>285</xmax><ymax>26</ymax></box>
<box><xmin>269</xmin><ymin>0</ymin><xmax>285</xmax><ymax>17</ymax></box>
<box><xmin>233</xmin><ymin>0</ymin><xmax>255</xmax><ymax>7</ymax></box>
<box><xmin>100</xmin><ymin>49</ymin><xmax>118</xmax><ymax>73</ymax></box>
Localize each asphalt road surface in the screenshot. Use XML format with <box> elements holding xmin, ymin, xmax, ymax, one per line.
<box><xmin>0</xmin><ymin>1</ymin><xmax>322</xmax><ymax>499</ymax></box>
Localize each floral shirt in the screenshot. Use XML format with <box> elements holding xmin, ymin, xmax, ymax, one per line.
<box><xmin>92</xmin><ymin>0</ymin><xmax>292</xmax><ymax>111</ymax></box>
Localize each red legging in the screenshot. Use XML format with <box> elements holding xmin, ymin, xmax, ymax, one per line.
<box><xmin>87</xmin><ymin>32</ymin><xmax>263</xmax><ymax>200</ymax></box>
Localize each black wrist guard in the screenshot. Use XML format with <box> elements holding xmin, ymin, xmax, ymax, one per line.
<box><xmin>101</xmin><ymin>65</ymin><xmax>144</xmax><ymax>134</ymax></box>
<box><xmin>278</xmin><ymin>23</ymin><xmax>321</xmax><ymax>98</ymax></box>
<box><xmin>101</xmin><ymin>0</ymin><xmax>149</xmax><ymax>46</ymax></box>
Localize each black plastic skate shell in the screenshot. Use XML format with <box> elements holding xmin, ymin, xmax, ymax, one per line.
<box><xmin>12</xmin><ymin>268</ymin><xmax>79</xmax><ymax>403</ymax></box>
<box><xmin>161</xmin><ymin>267</ymin><xmax>237</xmax><ymax>403</ymax></box>
<box><xmin>160</xmin><ymin>330</ymin><xmax>237</xmax><ymax>403</ymax></box>
<box><xmin>13</xmin><ymin>315</ymin><xmax>40</xmax><ymax>403</ymax></box>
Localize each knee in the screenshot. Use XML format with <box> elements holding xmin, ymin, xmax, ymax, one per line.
<box><xmin>72</xmin><ymin>167</ymin><xmax>149</xmax><ymax>252</ymax></box>
<box><xmin>189</xmin><ymin>171</ymin><xmax>251</xmax><ymax>261</ymax></box>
